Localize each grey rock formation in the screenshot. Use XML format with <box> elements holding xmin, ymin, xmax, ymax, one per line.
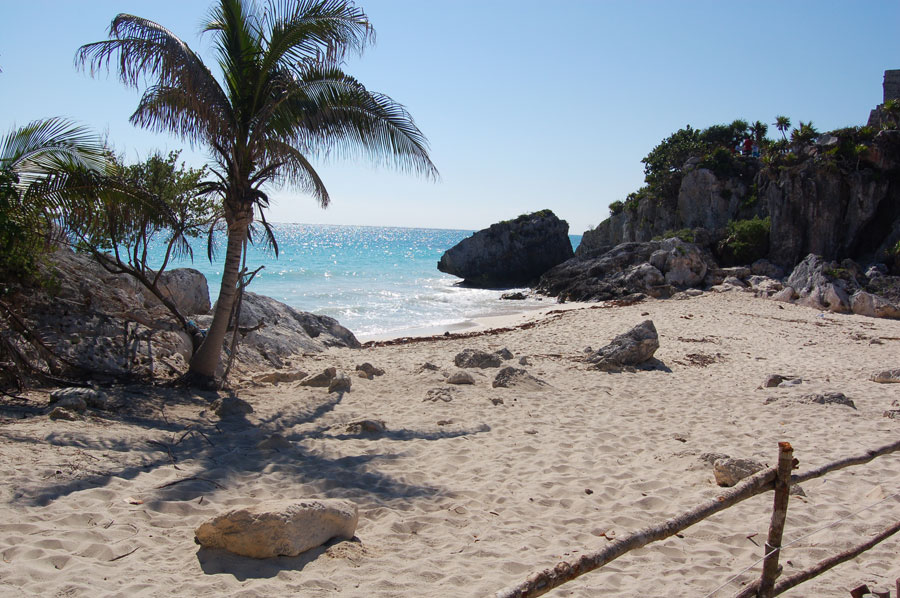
<box><xmin>208</xmin><ymin>292</ymin><xmax>360</xmax><ymax>374</ymax></box>
<box><xmin>851</xmin><ymin>291</ymin><xmax>900</xmax><ymax>319</ymax></box>
<box><xmin>786</xmin><ymin>254</ymin><xmax>856</xmax><ymax>313</ymax></box>
<box><xmin>154</xmin><ymin>268</ymin><xmax>211</xmax><ymax>316</ymax></box>
<box><xmin>454</xmin><ymin>349</ymin><xmax>503</xmax><ymax>369</ymax></box>
<box><xmin>538</xmin><ymin>240</ymin><xmax>715</xmax><ymax>302</ymax></box>
<box><xmin>587</xmin><ymin>320</ymin><xmax>659</xmax><ymax>371</ymax></box>
<box><xmin>437</xmin><ymin>210</ymin><xmax>574</xmax><ymax>287</ymax></box>
<box><xmin>6</xmin><ymin>249</ymin><xmax>358</xmax><ymax>382</ymax></box>
<box><xmin>801</xmin><ymin>392</ymin><xmax>856</xmax><ymax>409</ymax></box>
<box><xmin>578</xmin><ymin>124</ymin><xmax>900</xmax><ymax>270</ymax></box>
<box><xmin>194</xmin><ymin>499</ymin><xmax>358</xmax><ymax>559</ymax></box>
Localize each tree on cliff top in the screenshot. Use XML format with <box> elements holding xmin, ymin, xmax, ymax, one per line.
<box><xmin>78</xmin><ymin>0</ymin><xmax>438</xmax><ymax>384</ymax></box>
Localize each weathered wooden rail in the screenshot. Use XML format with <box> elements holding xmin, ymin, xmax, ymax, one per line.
<box><xmin>493</xmin><ymin>438</ymin><xmax>900</xmax><ymax>598</ymax></box>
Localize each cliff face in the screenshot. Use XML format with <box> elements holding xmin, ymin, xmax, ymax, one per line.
<box><xmin>437</xmin><ymin>210</ymin><xmax>574</xmax><ymax>287</ymax></box>
<box><xmin>579</xmin><ymin>131</ymin><xmax>900</xmax><ymax>269</ymax></box>
<box><xmin>580</xmin><ymin>159</ymin><xmax>762</xmax><ymax>258</ymax></box>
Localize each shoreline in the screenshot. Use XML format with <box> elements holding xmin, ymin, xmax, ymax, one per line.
<box><xmin>354</xmin><ymin>297</ymin><xmax>592</xmax><ymax>343</ymax></box>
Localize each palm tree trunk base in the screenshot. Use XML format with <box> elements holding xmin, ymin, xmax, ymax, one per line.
<box><xmin>171</xmin><ymin>370</ymin><xmax>218</xmax><ymax>391</ymax></box>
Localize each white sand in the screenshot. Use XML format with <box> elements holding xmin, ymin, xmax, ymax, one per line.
<box><xmin>1</xmin><ymin>291</ymin><xmax>899</xmax><ymax>597</ymax></box>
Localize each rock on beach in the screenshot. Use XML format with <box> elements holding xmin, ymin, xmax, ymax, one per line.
<box><xmin>194</xmin><ymin>499</ymin><xmax>358</xmax><ymax>559</ymax></box>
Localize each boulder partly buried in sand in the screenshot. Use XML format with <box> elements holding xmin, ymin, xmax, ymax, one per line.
<box><xmin>211</xmin><ymin>396</ymin><xmax>253</xmax><ymax>418</ymax></box>
<box><xmin>454</xmin><ymin>349</ymin><xmax>503</xmax><ymax>369</ymax></box>
<box><xmin>492</xmin><ymin>367</ymin><xmax>547</xmax><ymax>390</ymax></box>
<box><xmin>447</xmin><ymin>370</ymin><xmax>476</xmax><ymax>385</ymax></box>
<box><xmin>194</xmin><ymin>499</ymin><xmax>358</xmax><ymax>559</ymax></box>
<box><xmin>713</xmin><ymin>458</ymin><xmax>765</xmax><ymax>487</ymax></box>
<box><xmin>587</xmin><ymin>320</ymin><xmax>659</xmax><ymax>371</ymax></box>
<box><xmin>300</xmin><ymin>367</ymin><xmax>337</xmax><ymax>387</ymax></box>
<box><xmin>871</xmin><ymin>368</ymin><xmax>900</xmax><ymax>383</ymax></box>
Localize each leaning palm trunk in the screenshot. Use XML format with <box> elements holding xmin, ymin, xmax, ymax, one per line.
<box><xmin>188</xmin><ymin>205</ymin><xmax>251</xmax><ymax>380</ymax></box>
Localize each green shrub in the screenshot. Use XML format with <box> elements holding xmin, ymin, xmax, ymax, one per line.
<box><xmin>653</xmin><ymin>228</ymin><xmax>695</xmax><ymax>243</ymax></box>
<box><xmin>609</xmin><ymin>200</ymin><xmax>624</xmax><ymax>215</ymax></box>
<box><xmin>718</xmin><ymin>216</ymin><xmax>770</xmax><ymax>265</ymax></box>
<box><xmin>698</xmin><ymin>146</ymin><xmax>740</xmax><ymax>179</ymax></box>
<box><xmin>0</xmin><ymin>170</ymin><xmax>43</xmax><ymax>285</ymax></box>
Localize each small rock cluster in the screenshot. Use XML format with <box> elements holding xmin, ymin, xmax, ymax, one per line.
<box><xmin>46</xmin><ymin>387</ymin><xmax>112</xmax><ymax>420</ymax></box>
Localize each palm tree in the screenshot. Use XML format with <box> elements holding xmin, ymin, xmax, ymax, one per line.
<box><xmin>77</xmin><ymin>0</ymin><xmax>438</xmax><ymax>383</ymax></box>
<box><xmin>749</xmin><ymin>120</ymin><xmax>768</xmax><ymax>147</ymax></box>
<box><xmin>0</xmin><ymin>118</ymin><xmax>108</xmax><ymax>277</ymax></box>
<box><xmin>774</xmin><ymin>116</ymin><xmax>791</xmax><ymax>142</ymax></box>
<box><xmin>790</xmin><ymin>121</ymin><xmax>819</xmax><ymax>145</ymax></box>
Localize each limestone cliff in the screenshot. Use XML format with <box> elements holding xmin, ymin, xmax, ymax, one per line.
<box><xmin>579</xmin><ymin>130</ymin><xmax>900</xmax><ymax>270</ymax></box>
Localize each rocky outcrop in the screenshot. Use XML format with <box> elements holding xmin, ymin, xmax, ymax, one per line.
<box><xmin>453</xmin><ymin>349</ymin><xmax>504</xmax><ymax>368</ymax></box>
<box><xmin>538</xmin><ymin>239</ymin><xmax>715</xmax><ymax>302</ymax></box>
<box><xmin>4</xmin><ymin>249</ymin><xmax>358</xmax><ymax>382</ymax></box>
<box><xmin>194</xmin><ymin>499</ymin><xmax>358</xmax><ymax>559</ymax></box>
<box><xmin>154</xmin><ymin>268</ymin><xmax>211</xmax><ymax>315</ymax></box>
<box><xmin>199</xmin><ymin>292</ymin><xmax>360</xmax><ymax>374</ymax></box>
<box><xmin>771</xmin><ymin>254</ymin><xmax>900</xmax><ymax>318</ymax></box>
<box><xmin>578</xmin><ymin>161</ymin><xmax>762</xmax><ymax>258</ymax></box>
<box><xmin>587</xmin><ymin>320</ymin><xmax>659</xmax><ymax>371</ymax></box>
<box><xmin>438</xmin><ymin>210</ymin><xmax>574</xmax><ymax>287</ymax></box>
<box><xmin>578</xmin><ymin>128</ymin><xmax>900</xmax><ymax>270</ymax></box>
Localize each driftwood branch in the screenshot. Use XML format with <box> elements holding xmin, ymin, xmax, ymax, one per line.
<box><xmin>493</xmin><ymin>467</ymin><xmax>778</xmax><ymax>598</ymax></box>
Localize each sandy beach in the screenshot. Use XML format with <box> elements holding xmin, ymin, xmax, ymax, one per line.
<box><xmin>1</xmin><ymin>291</ymin><xmax>899</xmax><ymax>597</ymax></box>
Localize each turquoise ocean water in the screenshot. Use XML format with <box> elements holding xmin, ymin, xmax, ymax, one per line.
<box><xmin>159</xmin><ymin>224</ymin><xmax>581</xmax><ymax>340</ymax></box>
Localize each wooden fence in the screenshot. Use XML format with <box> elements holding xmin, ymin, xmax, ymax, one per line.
<box><xmin>493</xmin><ymin>439</ymin><xmax>900</xmax><ymax>598</ymax></box>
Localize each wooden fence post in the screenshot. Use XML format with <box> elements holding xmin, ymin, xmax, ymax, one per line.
<box><xmin>758</xmin><ymin>442</ymin><xmax>795</xmax><ymax>598</ymax></box>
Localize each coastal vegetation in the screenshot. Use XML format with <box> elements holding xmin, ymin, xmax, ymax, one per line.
<box><xmin>718</xmin><ymin>216</ymin><xmax>771</xmax><ymax>266</ymax></box>
<box><xmin>77</xmin><ymin>0</ymin><xmax>437</xmax><ymax>384</ymax></box>
<box><xmin>0</xmin><ymin>118</ymin><xmax>107</xmax><ymax>284</ymax></box>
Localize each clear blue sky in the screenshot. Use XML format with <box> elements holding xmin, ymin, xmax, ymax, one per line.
<box><xmin>2</xmin><ymin>1</ymin><xmax>897</xmax><ymax>235</ymax></box>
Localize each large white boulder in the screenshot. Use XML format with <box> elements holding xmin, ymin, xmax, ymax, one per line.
<box><xmin>194</xmin><ymin>499</ymin><xmax>358</xmax><ymax>559</ymax></box>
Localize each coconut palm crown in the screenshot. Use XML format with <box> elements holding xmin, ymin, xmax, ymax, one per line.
<box><xmin>77</xmin><ymin>0</ymin><xmax>437</xmax><ymax>381</ymax></box>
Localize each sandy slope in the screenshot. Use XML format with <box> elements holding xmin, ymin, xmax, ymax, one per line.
<box><xmin>1</xmin><ymin>291</ymin><xmax>898</xmax><ymax>597</ymax></box>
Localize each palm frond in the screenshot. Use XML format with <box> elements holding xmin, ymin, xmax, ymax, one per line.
<box><xmin>259</xmin><ymin>0</ymin><xmax>373</xmax><ymax>74</ymax></box>
<box><xmin>77</xmin><ymin>14</ymin><xmax>232</xmax><ymax>144</ymax></box>
<box><xmin>1</xmin><ymin>118</ymin><xmax>109</xmax><ymax>192</ymax></box>
<box><xmin>250</xmin><ymin>139</ymin><xmax>330</xmax><ymax>207</ymax></box>
<box><xmin>281</xmin><ymin>67</ymin><xmax>438</xmax><ymax>179</ymax></box>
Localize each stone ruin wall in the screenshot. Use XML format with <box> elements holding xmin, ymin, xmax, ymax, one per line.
<box><xmin>884</xmin><ymin>70</ymin><xmax>900</xmax><ymax>103</ymax></box>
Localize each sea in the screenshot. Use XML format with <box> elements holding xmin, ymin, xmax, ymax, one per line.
<box><xmin>156</xmin><ymin>223</ymin><xmax>581</xmax><ymax>340</ymax></box>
